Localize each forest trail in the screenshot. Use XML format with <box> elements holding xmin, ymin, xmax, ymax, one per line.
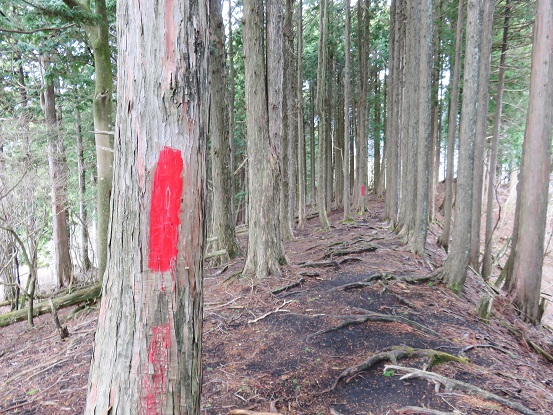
<box><xmin>1</xmin><ymin>195</ymin><xmax>553</xmax><ymax>414</ymax></box>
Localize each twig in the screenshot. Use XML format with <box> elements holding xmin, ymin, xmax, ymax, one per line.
<box><xmin>248</xmin><ymin>301</ymin><xmax>292</xmax><ymax>324</ymax></box>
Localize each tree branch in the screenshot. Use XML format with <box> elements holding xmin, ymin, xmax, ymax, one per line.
<box><xmin>0</xmin><ymin>23</ymin><xmax>76</xmax><ymax>35</ymax></box>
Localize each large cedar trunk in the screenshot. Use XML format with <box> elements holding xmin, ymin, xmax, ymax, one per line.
<box><xmin>511</xmin><ymin>0</ymin><xmax>553</xmax><ymax>324</ymax></box>
<box><xmin>84</xmin><ymin>1</ymin><xmax>208</xmax><ymax>413</ymax></box>
<box><xmin>343</xmin><ymin>0</ymin><xmax>352</xmax><ymax>221</ymax></box>
<box><xmin>316</xmin><ymin>0</ymin><xmax>331</xmax><ymax>229</ymax></box>
<box><xmin>242</xmin><ymin>0</ymin><xmax>285</xmax><ymax>278</ymax></box>
<box><xmin>438</xmin><ymin>0</ymin><xmax>465</xmax><ymax>251</ymax></box>
<box><xmin>297</xmin><ymin>0</ymin><xmax>306</xmax><ymax>228</ymax></box>
<box><xmin>482</xmin><ymin>0</ymin><xmax>510</xmax><ymax>279</ymax></box>
<box><xmin>469</xmin><ymin>0</ymin><xmax>494</xmax><ymax>268</ymax></box>
<box><xmin>209</xmin><ymin>0</ymin><xmax>241</xmax><ymax>260</ymax></box>
<box><xmin>443</xmin><ymin>0</ymin><xmax>483</xmax><ymax>292</ymax></box>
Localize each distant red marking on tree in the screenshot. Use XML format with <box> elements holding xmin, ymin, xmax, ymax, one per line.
<box><xmin>141</xmin><ymin>323</ymin><xmax>171</xmax><ymax>415</ymax></box>
<box><xmin>148</xmin><ymin>147</ymin><xmax>183</xmax><ymax>272</ymax></box>
<box><xmin>361</xmin><ymin>185</ymin><xmax>365</xmax><ymax>197</ymax></box>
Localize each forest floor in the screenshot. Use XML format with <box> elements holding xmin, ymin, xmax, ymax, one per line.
<box><xmin>1</xmin><ymin>195</ymin><xmax>553</xmax><ymax>414</ymax></box>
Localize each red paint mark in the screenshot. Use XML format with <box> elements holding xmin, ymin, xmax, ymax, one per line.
<box><xmin>148</xmin><ymin>147</ymin><xmax>183</xmax><ymax>272</ymax></box>
<box><xmin>142</xmin><ymin>324</ymin><xmax>171</xmax><ymax>415</ymax></box>
<box><xmin>361</xmin><ymin>185</ymin><xmax>366</xmax><ymax>197</ymax></box>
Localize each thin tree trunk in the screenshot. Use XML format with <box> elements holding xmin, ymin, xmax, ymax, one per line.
<box><xmin>41</xmin><ymin>56</ymin><xmax>73</xmax><ymax>289</ymax></box>
<box><xmin>443</xmin><ymin>0</ymin><xmax>484</xmax><ymax>293</ymax></box>
<box><xmin>75</xmin><ymin>105</ymin><xmax>92</xmax><ymax>271</ymax></box>
<box><xmin>310</xmin><ymin>82</ymin><xmax>316</xmax><ymax>206</ymax></box>
<box><xmin>209</xmin><ymin>0</ymin><xmax>241</xmax><ymax>260</ymax></box>
<box><xmin>438</xmin><ymin>0</ymin><xmax>465</xmax><ymax>250</ymax></box>
<box><xmin>63</xmin><ymin>0</ymin><xmax>115</xmax><ymax>281</ymax></box>
<box><xmin>297</xmin><ymin>0</ymin><xmax>306</xmax><ymax>228</ymax></box>
<box><xmin>510</xmin><ymin>0</ymin><xmax>553</xmax><ymax>324</ymax></box>
<box><xmin>482</xmin><ymin>0</ymin><xmax>510</xmax><ymax>279</ymax></box>
<box><xmin>84</xmin><ymin>0</ymin><xmax>208</xmax><ymax>412</ymax></box>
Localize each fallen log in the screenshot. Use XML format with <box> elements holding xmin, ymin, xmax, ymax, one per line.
<box><xmin>0</xmin><ymin>283</ymin><xmax>101</xmax><ymax>328</ymax></box>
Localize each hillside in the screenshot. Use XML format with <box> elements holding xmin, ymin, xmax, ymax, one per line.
<box><xmin>1</xmin><ymin>195</ymin><xmax>553</xmax><ymax>414</ymax></box>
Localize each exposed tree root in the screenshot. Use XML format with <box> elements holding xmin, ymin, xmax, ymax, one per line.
<box><xmin>323</xmin><ymin>243</ymin><xmax>378</xmax><ymax>259</ymax></box>
<box><xmin>298</xmin><ymin>271</ymin><xmax>320</xmax><ymax>277</ymax></box>
<box><xmin>300</xmin><ymin>257</ymin><xmax>365</xmax><ymax>269</ymax></box>
<box><xmin>272</xmin><ymin>278</ymin><xmax>305</xmax><ymax>295</ymax></box>
<box><xmin>386</xmin><ymin>365</ymin><xmax>539</xmax><ymax>415</ymax></box>
<box><xmin>300</xmin><ymin>260</ymin><xmax>341</xmax><ymax>269</ymax></box>
<box><xmin>330</xmin><ymin>270</ymin><xmax>441</xmax><ymax>292</ymax></box>
<box><xmin>306</xmin><ymin>311</ymin><xmax>441</xmax><ymax>341</ymax></box>
<box><xmin>396</xmin><ymin>407</ymin><xmax>456</xmax><ymax>415</ymax></box>
<box><xmin>326</xmin><ymin>346</ymin><xmax>466</xmax><ymax>391</ymax></box>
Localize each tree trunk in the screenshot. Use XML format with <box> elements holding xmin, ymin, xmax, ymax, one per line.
<box><xmin>316</xmin><ymin>0</ymin><xmax>331</xmax><ymax>229</ymax></box>
<box><xmin>297</xmin><ymin>0</ymin><xmax>306</xmax><ymax>228</ymax></box>
<box><xmin>413</xmin><ymin>0</ymin><xmax>433</xmax><ymax>256</ymax></box>
<box><xmin>209</xmin><ymin>0</ymin><xmax>241</xmax><ymax>261</ymax></box>
<box><xmin>242</xmin><ymin>0</ymin><xmax>286</xmax><ymax>277</ymax></box>
<box><xmin>373</xmin><ymin>66</ymin><xmax>381</xmax><ymax>192</ymax></box>
<box><xmin>75</xmin><ymin>105</ymin><xmax>92</xmax><ymax>272</ymax></box>
<box><xmin>356</xmin><ymin>0</ymin><xmax>369</xmax><ymax>213</ymax></box>
<box><xmin>438</xmin><ymin>0</ymin><xmax>465</xmax><ymax>250</ymax></box>
<box><xmin>285</xmin><ymin>0</ymin><xmax>298</xmax><ymax>232</ymax></box>
<box><xmin>443</xmin><ymin>0</ymin><xmax>483</xmax><ymax>293</ymax></box>
<box><xmin>398</xmin><ymin>0</ymin><xmax>419</xmax><ymax>242</ymax></box>
<box><xmin>510</xmin><ymin>0</ymin><xmax>553</xmax><ymax>324</ymax></box>
<box><xmin>482</xmin><ymin>0</ymin><xmax>510</xmax><ymax>279</ymax></box>
<box><xmin>310</xmin><ymin>82</ymin><xmax>316</xmax><ymax>206</ymax></box>
<box><xmin>41</xmin><ymin>56</ymin><xmax>73</xmax><ymax>289</ymax></box>
<box><xmin>280</xmin><ymin>0</ymin><xmax>293</xmax><ymax>240</ymax></box>
<box><xmin>343</xmin><ymin>0</ymin><xmax>352</xmax><ymax>221</ymax></box>
<box><xmin>470</xmin><ymin>0</ymin><xmax>495</xmax><ymax>268</ymax></box>
<box><xmin>228</xmin><ymin>0</ymin><xmax>236</xmax><ymax>222</ymax></box>
<box><xmin>84</xmin><ymin>0</ymin><xmax>208</xmax><ymax>413</ymax></box>
<box><xmin>385</xmin><ymin>0</ymin><xmax>401</xmax><ymax>227</ymax></box>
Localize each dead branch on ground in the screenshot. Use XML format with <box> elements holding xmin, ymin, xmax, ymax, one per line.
<box><xmin>0</xmin><ymin>282</ymin><xmax>101</xmax><ymax>327</ymax></box>
<box><xmin>396</xmin><ymin>407</ymin><xmax>456</xmax><ymax>415</ymax></box>
<box><xmin>386</xmin><ymin>365</ymin><xmax>539</xmax><ymax>415</ymax></box>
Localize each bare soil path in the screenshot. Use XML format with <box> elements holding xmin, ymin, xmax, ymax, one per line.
<box><xmin>1</xmin><ymin>195</ymin><xmax>553</xmax><ymax>415</ymax></box>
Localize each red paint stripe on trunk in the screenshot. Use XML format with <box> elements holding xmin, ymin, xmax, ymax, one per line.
<box><xmin>142</xmin><ymin>323</ymin><xmax>171</xmax><ymax>414</ymax></box>
<box><xmin>148</xmin><ymin>147</ymin><xmax>183</xmax><ymax>272</ymax></box>
<box><xmin>361</xmin><ymin>185</ymin><xmax>365</xmax><ymax>197</ymax></box>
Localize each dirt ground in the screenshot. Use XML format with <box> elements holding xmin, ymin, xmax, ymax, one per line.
<box><xmin>1</xmin><ymin>195</ymin><xmax>553</xmax><ymax>414</ymax></box>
